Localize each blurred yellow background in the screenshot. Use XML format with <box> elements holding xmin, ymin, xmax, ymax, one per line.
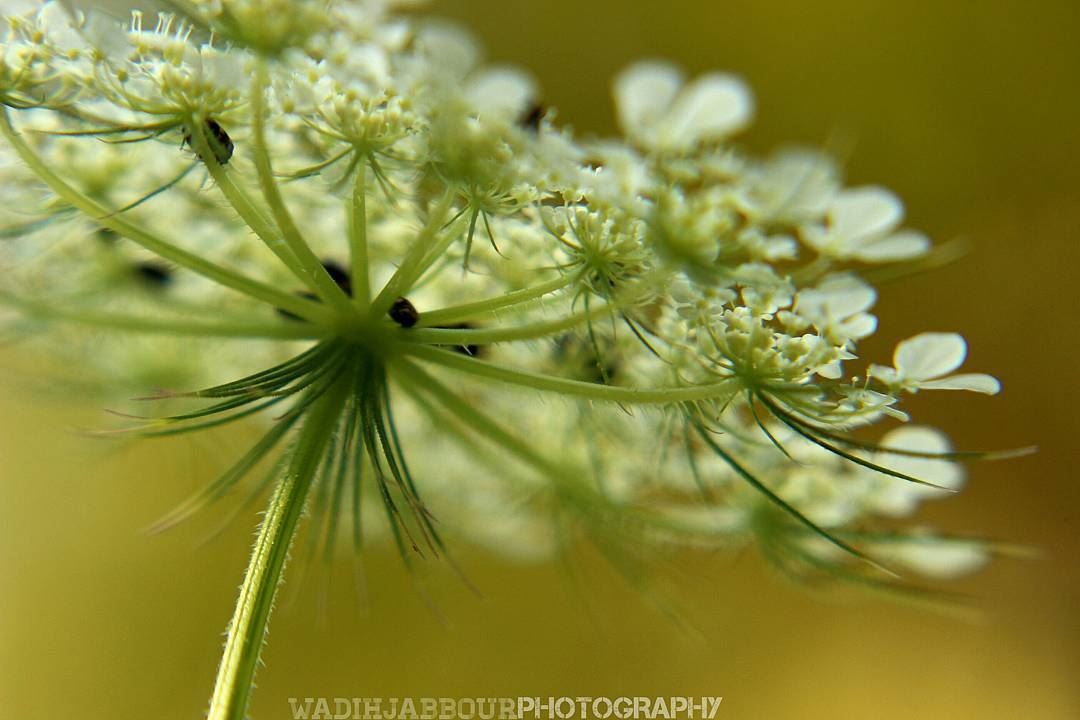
<box><xmin>2</xmin><ymin>0</ymin><xmax>1078</xmax><ymax>718</ymax></box>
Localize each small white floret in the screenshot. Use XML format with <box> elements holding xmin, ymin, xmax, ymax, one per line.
<box><xmin>871</xmin><ymin>332</ymin><xmax>1001</xmax><ymax>394</ymax></box>
<box><xmin>614</xmin><ymin>60</ymin><xmax>753</xmax><ymax>154</ymax></box>
<box><xmin>803</xmin><ymin>186</ymin><xmax>931</xmax><ymax>262</ymax></box>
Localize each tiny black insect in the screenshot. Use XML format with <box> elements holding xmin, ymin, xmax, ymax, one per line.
<box><xmin>275</xmin><ymin>260</ymin><xmax>353</xmax><ymax>321</ymax></box>
<box><xmin>519</xmin><ymin>103</ymin><xmax>545</xmax><ymax>133</ymax></box>
<box><xmin>94</xmin><ymin>227</ymin><xmax>119</xmax><ymax>244</ymax></box>
<box><xmin>320</xmin><ymin>259</ymin><xmax>352</xmax><ymax>297</ymax></box>
<box><xmin>132</xmin><ymin>260</ymin><xmax>174</xmax><ymax>288</ymax></box>
<box><xmin>182</xmin><ymin>118</ymin><xmax>234</xmax><ymax>165</ymax></box>
<box><xmin>436</xmin><ymin>321</ymin><xmax>483</xmax><ymax>357</ymax></box>
<box><xmin>388</xmin><ymin>297</ymin><xmax>420</xmax><ymax>328</ymax></box>
<box><xmin>554</xmin><ymin>333</ymin><xmax>618</xmax><ymax>383</ymax></box>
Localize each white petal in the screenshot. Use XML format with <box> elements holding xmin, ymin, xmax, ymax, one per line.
<box><xmin>838</xmin><ymin>313</ymin><xmax>878</xmax><ymax>340</ymax></box>
<box><xmin>659</xmin><ymin>505</ymin><xmax>748</xmax><ymax>535</ymax></box>
<box><xmin>343</xmin><ymin>44</ymin><xmax>391</xmax><ymax>87</ymax></box>
<box><xmin>830</xmin><ymin>186</ymin><xmax>903</xmax><ymax>239</ymax></box>
<box><xmin>762</xmin><ymin>235</ymin><xmax>798</xmax><ymax>260</ymax></box>
<box><xmin>466</xmin><ymin>66</ymin><xmax>538</xmax><ymax>119</ymax></box>
<box><xmin>854</xmin><ymin>229</ymin><xmax>931</xmax><ymax>262</ymax></box>
<box><xmin>894</xmin><ymin>332</ymin><xmax>967</xmax><ymax>380</ymax></box>
<box><xmin>867</xmin><ymin>489</ymin><xmax>921</xmax><ymax>517</ymax></box>
<box><xmin>879</xmin><ymin>541</ymin><xmax>989</xmax><ymax>579</ymax></box>
<box><xmin>40</xmin><ymin>2</ymin><xmax>86</xmax><ymax>53</ymax></box>
<box><xmin>415</xmin><ymin>22</ymin><xmax>480</xmax><ymax>79</ymax></box>
<box><xmin>817</xmin><ymin>361</ymin><xmax>843</xmax><ymax>379</ymax></box>
<box><xmin>613</xmin><ymin>61</ymin><xmax>683</xmax><ymax>142</ymax></box>
<box><xmin>659</xmin><ymin>72</ymin><xmax>753</xmax><ymax>149</ymax></box>
<box><xmin>799</xmin><ymin>274</ymin><xmax>876</xmax><ymax>319</ymax></box>
<box><xmin>878</xmin><ymin>426</ymin><xmax>963</xmax><ymax>492</ymax></box>
<box><xmin>5</xmin><ymin>0</ymin><xmax>42</xmax><ymax>16</ymax></box>
<box><xmin>81</xmin><ymin>11</ymin><xmax>130</xmax><ymax>62</ymax></box>
<box><xmin>868</xmin><ymin>363</ymin><xmax>900</xmax><ymax>384</ymax></box>
<box><xmin>920</xmin><ymin>373</ymin><xmax>1001</xmax><ymax>394</ymax></box>
<box><xmin>199</xmin><ymin>46</ymin><xmax>248</xmax><ymax>90</ymax></box>
<box><xmin>798</xmin><ymin>223</ymin><xmax>829</xmax><ymax>253</ymax></box>
<box><xmin>758</xmin><ymin>149</ymin><xmax>839</xmax><ymax>221</ymax></box>
<box><xmin>884</xmin><ymin>426</ymin><xmax>952</xmax><ymax>453</ymax></box>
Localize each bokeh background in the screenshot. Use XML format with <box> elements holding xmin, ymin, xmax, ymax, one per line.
<box><xmin>2</xmin><ymin>0</ymin><xmax>1078</xmax><ymax>717</ymax></box>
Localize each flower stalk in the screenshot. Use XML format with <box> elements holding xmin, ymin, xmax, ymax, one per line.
<box><xmin>207</xmin><ymin>372</ymin><xmax>349</xmax><ymax>720</ymax></box>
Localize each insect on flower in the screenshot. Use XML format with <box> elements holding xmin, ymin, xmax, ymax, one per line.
<box><xmin>182</xmin><ymin>119</ymin><xmax>235</xmax><ymax>165</ymax></box>
<box><xmin>519</xmin><ymin>103</ymin><xmax>546</xmax><ymax>132</ymax></box>
<box><xmin>132</xmin><ymin>261</ymin><xmax>174</xmax><ymax>289</ymax></box>
<box><xmin>389</xmin><ymin>296</ymin><xmax>420</xmax><ymax>327</ymax></box>
<box><xmin>276</xmin><ymin>260</ymin><xmax>353</xmax><ymax>320</ymax></box>
<box><xmin>319</xmin><ymin>259</ymin><xmax>353</xmax><ymax>297</ymax></box>
<box><xmin>437</xmin><ymin>321</ymin><xmax>483</xmax><ymax>357</ymax></box>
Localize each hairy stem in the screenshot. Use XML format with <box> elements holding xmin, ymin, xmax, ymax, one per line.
<box><xmin>248</xmin><ymin>60</ymin><xmax>356</xmax><ymax>315</ymax></box>
<box><xmin>0</xmin><ymin>290</ymin><xmax>322</xmax><ymax>339</ymax></box>
<box><xmin>395</xmin><ymin>360</ymin><xmax>560</xmax><ymax>476</ymax></box>
<box><xmin>206</xmin><ymin>378</ymin><xmax>348</xmax><ymax>720</ymax></box>
<box><xmin>403</xmin><ymin>345</ymin><xmax>739</xmax><ymax>405</ymax></box>
<box><xmin>415</xmin><ymin>272</ymin><xmax>576</xmax><ymax>327</ymax></box>
<box><xmin>370</xmin><ymin>190</ymin><xmax>457</xmax><ymax>316</ymax></box>
<box><xmin>348</xmin><ymin>160</ymin><xmax>371</xmax><ymax>308</ymax></box>
<box><xmin>404</xmin><ymin>301</ymin><xmax>610</xmax><ymax>345</ymax></box>
<box><xmin>187</xmin><ymin>115</ymin><xmax>346</xmax><ymax>314</ymax></box>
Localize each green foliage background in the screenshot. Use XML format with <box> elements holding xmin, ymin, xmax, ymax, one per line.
<box><xmin>1</xmin><ymin>1</ymin><xmax>1077</xmax><ymax>717</ymax></box>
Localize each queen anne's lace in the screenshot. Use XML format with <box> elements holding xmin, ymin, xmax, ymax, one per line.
<box><xmin>0</xmin><ymin>1</ymin><xmax>1016</xmax><ymax>601</ymax></box>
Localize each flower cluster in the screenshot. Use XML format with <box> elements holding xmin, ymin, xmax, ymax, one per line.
<box><xmin>0</xmin><ymin>1</ymin><xmax>1023</xmax><ymax>716</ymax></box>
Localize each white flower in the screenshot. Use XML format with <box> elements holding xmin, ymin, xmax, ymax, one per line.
<box><xmin>0</xmin><ymin>0</ymin><xmax>1011</xmax><ymax>615</ymax></box>
<box><xmin>737</xmin><ymin>149</ymin><xmax>840</xmax><ymax>226</ymax></box>
<box><xmin>870</xmin><ymin>332</ymin><xmax>1001</xmax><ymax>394</ymax></box>
<box><xmin>870</xmin><ymin>536</ymin><xmax>989</xmax><ymax>579</ymax></box>
<box><xmin>860</xmin><ymin>426</ymin><xmax>964</xmax><ymax>517</ymax></box>
<box><xmin>81</xmin><ymin>11</ymin><xmax>247</xmax><ymax>117</ymax></box>
<box><xmin>577</xmin><ymin>141</ymin><xmax>652</xmax><ymax>214</ymax></box>
<box><xmin>409</xmin><ymin>23</ymin><xmax>537</xmax><ymax>120</ymax></box>
<box><xmin>464</xmin><ymin>66</ymin><xmax>538</xmax><ymax>121</ymax></box>
<box><xmin>732</xmin><ymin>262</ymin><xmax>794</xmax><ymax>316</ymax></box>
<box><xmin>788</xmin><ymin>274</ymin><xmax>877</xmax><ymax>377</ymax></box>
<box><xmin>670</xmin><ymin>275</ymin><xmax>736</xmax><ymax>324</ymax></box>
<box><xmin>613</xmin><ymin>60</ymin><xmax>753</xmax><ymax>154</ymax></box>
<box><xmin>650</xmin><ymin>187</ymin><xmax>733</xmax><ymax>270</ymax></box>
<box><xmin>794</xmin><ymin>274</ymin><xmax>877</xmax><ymax>342</ymax></box>
<box><xmin>412</xmin><ymin>21</ymin><xmax>481</xmax><ymax>84</ymax></box>
<box><xmin>801</xmin><ymin>186</ymin><xmax>930</xmax><ymax>262</ymax></box>
<box><xmin>3</xmin><ymin>0</ymin><xmax>42</xmax><ymax>16</ymax></box>
<box><xmin>732</xmin><ymin>228</ymin><xmax>798</xmax><ymax>263</ymax></box>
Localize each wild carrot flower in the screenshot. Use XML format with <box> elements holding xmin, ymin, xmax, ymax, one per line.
<box><xmin>0</xmin><ymin>1</ymin><xmax>1028</xmax><ymax>717</ymax></box>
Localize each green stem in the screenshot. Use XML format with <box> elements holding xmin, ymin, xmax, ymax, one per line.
<box><xmin>348</xmin><ymin>160</ymin><xmax>371</xmax><ymax>308</ymax></box>
<box><xmin>397</xmin><ymin>362</ymin><xmax>707</xmax><ymax>544</ymax></box>
<box><xmin>404</xmin><ymin>303</ymin><xmax>609</xmax><ymax>345</ymax></box>
<box><xmin>206</xmin><ymin>377</ymin><xmax>349</xmax><ymax>720</ymax></box>
<box><xmin>247</xmin><ymin>60</ymin><xmax>356</xmax><ymax>316</ymax></box>
<box><xmin>187</xmin><ymin>114</ymin><xmax>342</xmax><ymax>313</ymax></box>
<box><xmin>416</xmin><ymin>273</ymin><xmax>576</xmax><ymax>327</ymax></box>
<box><xmin>186</xmin><ymin>127</ymin><xmax>279</xmax><ymax>251</ymax></box>
<box><xmin>0</xmin><ymin>291</ymin><xmax>322</xmax><ymax>339</ymax></box>
<box><xmin>0</xmin><ymin>108</ymin><xmax>330</xmax><ymax>324</ymax></box>
<box><xmin>370</xmin><ymin>190</ymin><xmax>457</xmax><ymax>316</ymax></box>
<box><xmin>395</xmin><ymin>360</ymin><xmax>560</xmax><ymax>477</ymax></box>
<box><xmin>403</xmin><ymin>345</ymin><xmax>739</xmax><ymax>405</ymax></box>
